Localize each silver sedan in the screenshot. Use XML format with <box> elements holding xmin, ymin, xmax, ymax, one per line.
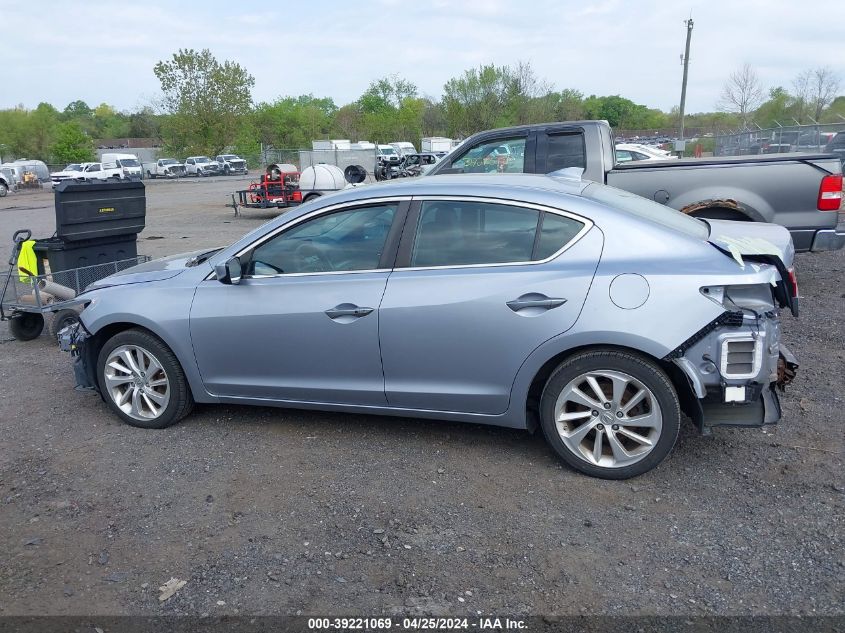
<box><xmin>60</xmin><ymin>174</ymin><xmax>799</xmax><ymax>478</ymax></box>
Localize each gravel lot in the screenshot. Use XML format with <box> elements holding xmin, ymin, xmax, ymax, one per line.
<box><xmin>0</xmin><ymin>178</ymin><xmax>842</xmax><ymax>617</ymax></box>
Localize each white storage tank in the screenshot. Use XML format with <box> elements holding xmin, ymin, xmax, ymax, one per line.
<box><xmin>299</xmin><ymin>164</ymin><xmax>346</xmax><ymax>192</ymax></box>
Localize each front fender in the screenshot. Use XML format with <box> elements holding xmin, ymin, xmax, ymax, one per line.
<box><xmin>80</xmin><ymin>286</ymin><xmax>217</xmax><ymax>404</ymax></box>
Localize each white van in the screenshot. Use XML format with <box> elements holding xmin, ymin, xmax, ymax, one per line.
<box><xmin>390</xmin><ymin>141</ymin><xmax>416</xmax><ymax>157</ymax></box>
<box><xmin>101</xmin><ymin>153</ymin><xmax>142</xmax><ymax>179</ymax></box>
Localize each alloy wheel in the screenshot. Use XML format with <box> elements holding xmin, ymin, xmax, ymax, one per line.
<box><xmin>103</xmin><ymin>344</ymin><xmax>170</xmax><ymax>421</ymax></box>
<box><xmin>553</xmin><ymin>370</ymin><xmax>662</xmax><ymax>468</ymax></box>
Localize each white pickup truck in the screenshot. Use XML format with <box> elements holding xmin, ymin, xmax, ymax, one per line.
<box><xmin>215</xmin><ymin>154</ymin><xmax>248</xmax><ymax>175</ymax></box>
<box><xmin>143</xmin><ymin>158</ymin><xmax>186</xmax><ymax>179</ymax></box>
<box><xmin>185</xmin><ymin>156</ymin><xmax>220</xmax><ymax>177</ymax></box>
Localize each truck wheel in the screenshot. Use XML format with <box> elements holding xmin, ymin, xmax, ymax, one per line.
<box><xmin>147</xmin><ymin>170</ymin><xmax>155</xmax><ymax>179</ymax></box>
<box><xmin>224</xmin><ymin>166</ymin><xmax>230</xmax><ymax>175</ymax></box>
<box><xmin>9</xmin><ymin>313</ymin><xmax>44</xmax><ymax>341</ymax></box>
<box><xmin>303</xmin><ymin>193</ymin><xmax>321</xmax><ymax>203</ymax></box>
<box><xmin>0</xmin><ymin>182</ymin><xmax>8</xmax><ymax>197</ymax></box>
<box><xmin>97</xmin><ymin>328</ymin><xmax>194</xmax><ymax>429</ymax></box>
<box><xmin>49</xmin><ymin>309</ymin><xmax>79</xmax><ymax>340</ymax></box>
<box><xmin>539</xmin><ymin>349</ymin><xmax>681</xmax><ymax>479</ymax></box>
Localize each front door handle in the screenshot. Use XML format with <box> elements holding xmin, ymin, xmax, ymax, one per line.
<box><xmin>506</xmin><ymin>295</ymin><xmax>567</xmax><ymax>312</ymax></box>
<box><xmin>325</xmin><ymin>304</ymin><xmax>374</xmax><ymax>320</ymax></box>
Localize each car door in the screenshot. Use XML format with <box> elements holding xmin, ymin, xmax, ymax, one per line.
<box><xmin>189</xmin><ymin>198</ymin><xmax>409</xmax><ymax>405</ymax></box>
<box><xmin>378</xmin><ymin>196</ymin><xmax>602</xmax><ymax>415</ymax></box>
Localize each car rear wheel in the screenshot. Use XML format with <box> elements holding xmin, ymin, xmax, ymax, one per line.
<box><xmin>0</xmin><ymin>182</ymin><xmax>8</xmax><ymax>197</ymax></box>
<box><xmin>540</xmin><ymin>349</ymin><xmax>680</xmax><ymax>479</ymax></box>
<box><xmin>97</xmin><ymin>328</ymin><xmax>193</xmax><ymax>429</ymax></box>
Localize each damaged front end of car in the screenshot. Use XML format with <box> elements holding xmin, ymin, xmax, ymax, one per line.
<box><xmin>58</xmin><ymin>321</ymin><xmax>97</xmax><ymax>392</ymax></box>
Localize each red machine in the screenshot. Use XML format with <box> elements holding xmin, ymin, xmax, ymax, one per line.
<box><xmin>230</xmin><ymin>164</ymin><xmax>302</xmax><ymax>216</ymax></box>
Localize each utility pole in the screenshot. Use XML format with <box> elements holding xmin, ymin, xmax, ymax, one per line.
<box><xmin>678</xmin><ymin>17</ymin><xmax>694</xmax><ymax>141</ymax></box>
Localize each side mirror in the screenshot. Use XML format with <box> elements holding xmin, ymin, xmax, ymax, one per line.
<box><xmin>215</xmin><ymin>256</ymin><xmax>242</xmax><ymax>285</ymax></box>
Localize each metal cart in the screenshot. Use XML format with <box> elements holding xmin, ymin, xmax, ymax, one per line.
<box><xmin>1</xmin><ymin>229</ymin><xmax>149</xmax><ymax>341</ymax></box>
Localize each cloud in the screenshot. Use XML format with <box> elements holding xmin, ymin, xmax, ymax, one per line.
<box><xmin>1</xmin><ymin>0</ymin><xmax>842</xmax><ymax>114</ymax></box>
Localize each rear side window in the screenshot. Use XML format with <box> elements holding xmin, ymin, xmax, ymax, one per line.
<box><xmin>546</xmin><ymin>133</ymin><xmax>586</xmax><ymax>172</ymax></box>
<box><xmin>410</xmin><ymin>201</ymin><xmax>586</xmax><ymax>267</ymax></box>
<box><xmin>534</xmin><ymin>213</ymin><xmax>587</xmax><ymax>260</ymax></box>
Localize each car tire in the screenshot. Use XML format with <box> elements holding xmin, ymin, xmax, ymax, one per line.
<box><xmin>9</xmin><ymin>313</ymin><xmax>44</xmax><ymax>340</ymax></box>
<box><xmin>223</xmin><ymin>166</ymin><xmax>230</xmax><ymax>176</ymax></box>
<box><xmin>49</xmin><ymin>308</ymin><xmax>79</xmax><ymax>341</ymax></box>
<box><xmin>96</xmin><ymin>328</ymin><xmax>194</xmax><ymax>429</ymax></box>
<box><xmin>539</xmin><ymin>349</ymin><xmax>681</xmax><ymax>479</ymax></box>
<box><xmin>0</xmin><ymin>182</ymin><xmax>8</xmax><ymax>197</ymax></box>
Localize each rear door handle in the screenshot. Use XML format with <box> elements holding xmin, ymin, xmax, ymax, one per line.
<box><xmin>506</xmin><ymin>296</ymin><xmax>567</xmax><ymax>312</ymax></box>
<box><xmin>325</xmin><ymin>304</ymin><xmax>374</xmax><ymax>319</ymax></box>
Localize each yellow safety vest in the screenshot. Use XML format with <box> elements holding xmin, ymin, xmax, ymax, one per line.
<box><xmin>17</xmin><ymin>240</ymin><xmax>38</xmax><ymax>283</ymax></box>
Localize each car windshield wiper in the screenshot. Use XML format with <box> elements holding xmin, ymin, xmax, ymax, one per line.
<box><xmin>186</xmin><ymin>248</ymin><xmax>223</xmax><ymax>267</ymax></box>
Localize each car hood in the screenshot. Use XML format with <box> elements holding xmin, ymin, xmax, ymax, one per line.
<box><xmin>51</xmin><ymin>171</ymin><xmax>79</xmax><ymax>178</ymax></box>
<box><xmin>705</xmin><ymin>219</ymin><xmax>794</xmax><ymax>268</ymax></box>
<box><xmin>84</xmin><ymin>249</ymin><xmax>215</xmax><ymax>291</ymax></box>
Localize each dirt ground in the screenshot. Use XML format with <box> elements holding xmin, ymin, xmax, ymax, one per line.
<box><xmin>0</xmin><ymin>178</ymin><xmax>842</xmax><ymax>617</ymax></box>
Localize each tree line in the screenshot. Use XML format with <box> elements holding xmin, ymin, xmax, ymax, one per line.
<box><xmin>1</xmin><ymin>49</ymin><xmax>842</xmax><ymax>165</ymax></box>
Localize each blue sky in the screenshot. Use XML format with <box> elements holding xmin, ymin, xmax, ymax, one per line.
<box><xmin>2</xmin><ymin>0</ymin><xmax>840</xmax><ymax>113</ymax></box>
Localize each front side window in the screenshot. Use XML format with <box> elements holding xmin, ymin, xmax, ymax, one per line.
<box><xmin>410</xmin><ymin>200</ymin><xmax>586</xmax><ymax>268</ymax></box>
<box><xmin>247</xmin><ymin>204</ymin><xmax>398</xmax><ymax>276</ymax></box>
<box><xmin>186</xmin><ymin>159</ymin><xmax>194</xmax><ymax>164</ymax></box>
<box><xmin>450</xmin><ymin>137</ymin><xmax>526</xmax><ymax>173</ymax></box>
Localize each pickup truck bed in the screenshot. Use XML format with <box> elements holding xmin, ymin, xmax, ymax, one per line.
<box><xmin>428</xmin><ymin>121</ymin><xmax>844</xmax><ymax>252</ymax></box>
<box><xmin>608</xmin><ymin>153</ymin><xmax>842</xmax><ymax>251</ymax></box>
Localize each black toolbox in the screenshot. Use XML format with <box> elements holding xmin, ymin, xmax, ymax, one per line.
<box><xmin>53</xmin><ymin>179</ymin><xmax>145</xmax><ymax>242</ymax></box>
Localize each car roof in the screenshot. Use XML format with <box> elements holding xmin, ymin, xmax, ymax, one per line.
<box><xmin>320</xmin><ymin>173</ymin><xmax>590</xmax><ymax>204</ymax></box>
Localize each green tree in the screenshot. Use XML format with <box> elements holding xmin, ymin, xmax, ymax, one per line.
<box><xmin>154</xmin><ymin>48</ymin><xmax>255</xmax><ymax>155</ymax></box>
<box><xmin>50</xmin><ymin>122</ymin><xmax>95</xmax><ymax>163</ymax></box>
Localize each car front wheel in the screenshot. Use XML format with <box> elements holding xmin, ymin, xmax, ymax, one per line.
<box><xmin>540</xmin><ymin>349</ymin><xmax>680</xmax><ymax>479</ymax></box>
<box><xmin>97</xmin><ymin>328</ymin><xmax>193</xmax><ymax>429</ymax></box>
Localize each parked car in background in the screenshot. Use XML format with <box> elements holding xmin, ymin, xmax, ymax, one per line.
<box><xmin>102</xmin><ymin>153</ymin><xmax>142</xmax><ymax>179</ymax></box>
<box><xmin>824</xmin><ymin>132</ymin><xmax>845</xmax><ymax>165</ymax></box>
<box><xmin>619</xmin><ymin>143</ymin><xmax>677</xmax><ymax>159</ymax></box>
<box><xmin>377</xmin><ymin>145</ymin><xmax>400</xmax><ymax>165</ymax></box>
<box><xmin>50</xmin><ymin>163</ymin><xmax>85</xmax><ymax>187</ymax></box>
<box><xmin>185</xmin><ymin>156</ymin><xmax>220</xmax><ymax>177</ymax></box>
<box><xmin>143</xmin><ymin>158</ymin><xmax>186</xmax><ymax>179</ymax></box>
<box><xmin>390</xmin><ymin>142</ymin><xmax>416</xmax><ymax>157</ymax></box>
<box><xmin>0</xmin><ymin>169</ymin><xmax>11</xmax><ymax>196</ymax></box>
<box><xmin>60</xmin><ymin>173</ymin><xmax>799</xmax><ymax>479</ymax></box>
<box><xmin>795</xmin><ymin>131</ymin><xmax>837</xmax><ymax>152</ymax></box>
<box><xmin>426</xmin><ymin>120</ymin><xmax>844</xmax><ymax>252</ymax></box>
<box><xmin>615</xmin><ymin>144</ymin><xmax>676</xmax><ymax>163</ymax></box>
<box><xmin>215</xmin><ymin>154</ymin><xmax>248</xmax><ymax>176</ymax></box>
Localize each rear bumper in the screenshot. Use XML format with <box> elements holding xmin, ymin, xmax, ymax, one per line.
<box><xmin>810</xmin><ymin>229</ymin><xmax>845</xmax><ymax>252</ymax></box>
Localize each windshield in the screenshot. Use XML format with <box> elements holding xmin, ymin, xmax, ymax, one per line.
<box><xmin>195</xmin><ymin>157</ymin><xmax>210</xmax><ymax>163</ymax></box>
<box><xmin>221</xmin><ymin>155</ymin><xmax>238</xmax><ymax>160</ymax></box>
<box><xmin>161</xmin><ymin>159</ymin><xmax>179</xmax><ymax>165</ymax></box>
<box><xmin>380</xmin><ymin>147</ymin><xmax>396</xmax><ymax>155</ymax></box>
<box><xmin>583</xmin><ymin>183</ymin><xmax>709</xmax><ymax>240</ymax></box>
<box><xmin>65</xmin><ymin>164</ymin><xmax>82</xmax><ymax>171</ymax></box>
<box><xmin>119</xmin><ymin>158</ymin><xmax>140</xmax><ymax>167</ymax></box>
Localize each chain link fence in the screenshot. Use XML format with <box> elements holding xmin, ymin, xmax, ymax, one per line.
<box><xmin>715</xmin><ymin>123</ymin><xmax>845</xmax><ymax>157</ymax></box>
